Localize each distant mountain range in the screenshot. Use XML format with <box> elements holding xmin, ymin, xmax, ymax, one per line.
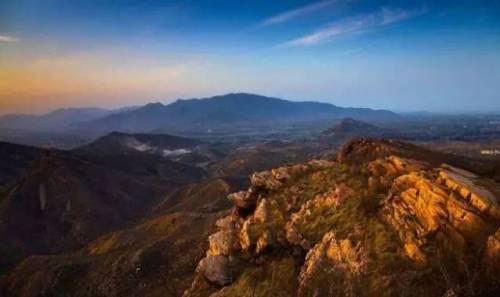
<box><xmin>0</xmin><ymin>93</ymin><xmax>398</xmax><ymax>135</ymax></box>
<box><xmin>82</xmin><ymin>93</ymin><xmax>398</xmax><ymax>133</ymax></box>
<box><xmin>0</xmin><ymin>108</ymin><xmax>112</xmax><ymax>131</ymax></box>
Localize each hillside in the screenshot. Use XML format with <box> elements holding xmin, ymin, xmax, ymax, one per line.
<box><xmin>326</xmin><ymin>118</ymin><xmax>388</xmax><ymax>136</ymax></box>
<box><xmin>77</xmin><ymin>132</ymin><xmax>203</xmax><ymax>156</ymax></box>
<box><xmin>3</xmin><ymin>140</ymin><xmax>499</xmax><ymax>297</ymax></box>
<box><xmin>0</xmin><ymin>146</ymin><xmax>206</xmax><ymax>274</ymax></box>
<box><xmin>81</xmin><ymin>93</ymin><xmax>398</xmax><ymax>133</ymax></box>
<box><xmin>0</xmin><ymin>142</ymin><xmax>43</xmax><ymax>190</ymax></box>
<box><xmin>185</xmin><ymin>139</ymin><xmax>500</xmax><ymax>297</ymax></box>
<box><xmin>0</xmin><ymin>133</ymin><xmax>319</xmax><ymax>291</ymax></box>
<box><xmin>319</xmin><ymin>118</ymin><xmax>398</xmax><ymax>147</ymax></box>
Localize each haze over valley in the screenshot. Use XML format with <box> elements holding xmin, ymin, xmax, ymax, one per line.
<box><xmin>1</xmin><ymin>1</ymin><xmax>499</xmax><ymax>297</ymax></box>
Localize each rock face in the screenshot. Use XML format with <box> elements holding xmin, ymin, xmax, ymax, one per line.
<box><xmin>185</xmin><ymin>140</ymin><xmax>500</xmax><ymax>297</ymax></box>
<box><xmin>298</xmin><ymin>231</ymin><xmax>367</xmax><ymax>297</ymax></box>
<box><xmin>382</xmin><ymin>163</ymin><xmax>500</xmax><ymax>266</ymax></box>
<box><xmin>439</xmin><ymin>165</ymin><xmax>500</xmax><ymax>219</ymax></box>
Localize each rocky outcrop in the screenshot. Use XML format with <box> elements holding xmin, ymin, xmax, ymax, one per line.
<box><xmin>298</xmin><ymin>231</ymin><xmax>367</xmax><ymax>297</ymax></box>
<box><xmin>186</xmin><ymin>141</ymin><xmax>500</xmax><ymax>297</ymax></box>
<box><xmin>207</xmin><ymin>216</ymin><xmax>241</xmax><ymax>256</ymax></box>
<box><xmin>439</xmin><ymin>165</ymin><xmax>500</xmax><ymax>219</ymax></box>
<box><xmin>368</xmin><ymin>155</ymin><xmax>427</xmax><ymax>177</ymax></box>
<box><xmin>197</xmin><ymin>216</ymin><xmax>243</xmax><ymax>286</ymax></box>
<box><xmin>227</xmin><ymin>190</ymin><xmax>257</xmax><ymax>210</ymax></box>
<box><xmin>381</xmin><ymin>164</ymin><xmax>499</xmax><ymax>265</ymax></box>
<box><xmin>199</xmin><ymin>255</ymin><xmax>239</xmax><ymax>286</ymax></box>
<box><xmin>250</xmin><ymin>171</ymin><xmax>283</xmax><ymax>190</ymax></box>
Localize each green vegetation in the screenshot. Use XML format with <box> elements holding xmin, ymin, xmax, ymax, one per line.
<box><xmin>211</xmin><ymin>256</ymin><xmax>298</xmax><ymax>297</ymax></box>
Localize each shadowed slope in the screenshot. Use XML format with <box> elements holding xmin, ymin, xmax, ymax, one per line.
<box><xmin>0</xmin><ymin>147</ymin><xmax>206</xmax><ymax>274</ymax></box>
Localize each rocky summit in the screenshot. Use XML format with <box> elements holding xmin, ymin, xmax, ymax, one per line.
<box><xmin>185</xmin><ymin>139</ymin><xmax>500</xmax><ymax>297</ymax></box>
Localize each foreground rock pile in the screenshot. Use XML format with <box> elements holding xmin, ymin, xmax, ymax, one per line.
<box><xmin>185</xmin><ymin>140</ymin><xmax>500</xmax><ymax>297</ymax></box>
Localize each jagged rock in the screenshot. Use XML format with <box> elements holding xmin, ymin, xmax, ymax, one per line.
<box><xmin>239</xmin><ymin>219</ymin><xmax>255</xmax><ymax>251</ymax></box>
<box><xmin>255</xmin><ymin>230</ymin><xmax>273</xmax><ymax>254</ymax></box>
<box><xmin>239</xmin><ymin>216</ymin><xmax>273</xmax><ymax>254</ymax></box>
<box><xmin>271</xmin><ymin>167</ymin><xmax>292</xmax><ymax>181</ymax></box>
<box><xmin>439</xmin><ymin>165</ymin><xmax>500</xmax><ymax>219</ymax></box>
<box><xmin>251</xmin><ymin>171</ymin><xmax>282</xmax><ymax>190</ymax></box>
<box><xmin>254</xmin><ymin>198</ymin><xmax>270</xmax><ymax>223</ymax></box>
<box><xmin>298</xmin><ymin>231</ymin><xmax>367</xmax><ymax>297</ymax></box>
<box><xmin>368</xmin><ymin>156</ymin><xmax>427</xmax><ymax>179</ymax></box>
<box><xmin>285</xmin><ymin>190</ymin><xmax>300</xmax><ymax>211</ymax></box>
<box><xmin>208</xmin><ymin>217</ymin><xmax>241</xmax><ymax>257</ymax></box>
<box><xmin>383</xmin><ymin>164</ymin><xmax>499</xmax><ymax>266</ymax></box>
<box><xmin>187</xmin><ymin>140</ymin><xmax>500</xmax><ymax>297</ymax></box>
<box><xmin>227</xmin><ymin>190</ymin><xmax>256</xmax><ymax>210</ymax></box>
<box><xmin>383</xmin><ymin>173</ymin><xmax>450</xmax><ymax>264</ymax></box>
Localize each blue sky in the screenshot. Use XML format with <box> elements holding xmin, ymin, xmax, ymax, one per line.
<box><xmin>1</xmin><ymin>0</ymin><xmax>499</xmax><ymax>114</ymax></box>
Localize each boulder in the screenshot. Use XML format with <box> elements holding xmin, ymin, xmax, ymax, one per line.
<box><xmin>208</xmin><ymin>216</ymin><xmax>241</xmax><ymax>257</ymax></box>
<box><xmin>203</xmin><ymin>255</ymin><xmax>239</xmax><ymax>286</ymax></box>
<box><xmin>208</xmin><ymin>230</ymin><xmax>238</xmax><ymax>257</ymax></box>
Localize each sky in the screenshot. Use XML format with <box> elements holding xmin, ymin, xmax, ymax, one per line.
<box><xmin>1</xmin><ymin>0</ymin><xmax>500</xmax><ymax>114</ymax></box>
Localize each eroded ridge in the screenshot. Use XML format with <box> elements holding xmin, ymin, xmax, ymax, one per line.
<box><xmin>185</xmin><ymin>141</ymin><xmax>500</xmax><ymax>297</ymax></box>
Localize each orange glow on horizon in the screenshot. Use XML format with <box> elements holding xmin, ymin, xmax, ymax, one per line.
<box><xmin>0</xmin><ymin>47</ymin><xmax>223</xmax><ymax>114</ymax></box>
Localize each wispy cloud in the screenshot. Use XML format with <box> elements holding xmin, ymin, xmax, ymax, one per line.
<box><xmin>284</xmin><ymin>6</ymin><xmax>426</xmax><ymax>46</ymax></box>
<box><xmin>0</xmin><ymin>35</ymin><xmax>20</xmax><ymax>43</ymax></box>
<box><xmin>381</xmin><ymin>7</ymin><xmax>425</xmax><ymax>25</ymax></box>
<box><xmin>260</xmin><ymin>0</ymin><xmax>340</xmax><ymax>27</ymax></box>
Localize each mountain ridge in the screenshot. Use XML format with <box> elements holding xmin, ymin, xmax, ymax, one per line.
<box><xmin>0</xmin><ymin>108</ymin><xmax>112</xmax><ymax>131</ymax></box>
<box><xmin>80</xmin><ymin>93</ymin><xmax>399</xmax><ymax>133</ymax></box>
<box><xmin>185</xmin><ymin>139</ymin><xmax>500</xmax><ymax>297</ymax></box>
